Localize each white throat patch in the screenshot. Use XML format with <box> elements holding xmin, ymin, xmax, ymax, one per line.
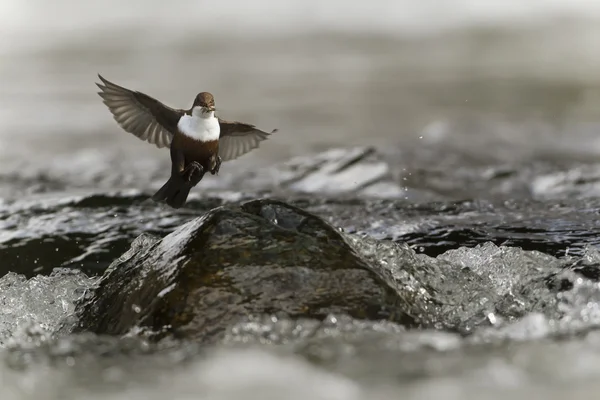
<box><xmin>177</xmin><ymin>108</ymin><xmax>220</xmax><ymax>142</ymax></box>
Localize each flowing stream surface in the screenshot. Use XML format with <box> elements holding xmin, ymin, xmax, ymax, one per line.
<box><xmin>3</xmin><ymin>1</ymin><xmax>600</xmax><ymax>399</ymax></box>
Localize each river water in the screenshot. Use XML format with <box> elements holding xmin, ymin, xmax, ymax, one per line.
<box><xmin>2</xmin><ymin>1</ymin><xmax>600</xmax><ymax>399</ymax></box>
<box><xmin>2</xmin><ymin>0</ymin><xmax>600</xmax><ymax>186</ymax></box>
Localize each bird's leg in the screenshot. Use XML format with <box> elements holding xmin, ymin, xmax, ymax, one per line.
<box><xmin>210</xmin><ymin>155</ymin><xmax>222</xmax><ymax>175</ymax></box>
<box><xmin>182</xmin><ymin>161</ymin><xmax>205</xmax><ymax>186</ymax></box>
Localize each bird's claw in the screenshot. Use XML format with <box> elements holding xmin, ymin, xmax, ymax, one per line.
<box><xmin>182</xmin><ymin>162</ymin><xmax>205</xmax><ymax>186</ymax></box>
<box><xmin>210</xmin><ymin>156</ymin><xmax>222</xmax><ymax>175</ymax></box>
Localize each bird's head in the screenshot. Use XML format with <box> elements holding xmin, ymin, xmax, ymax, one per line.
<box><xmin>192</xmin><ymin>92</ymin><xmax>216</xmax><ymax>116</ymax></box>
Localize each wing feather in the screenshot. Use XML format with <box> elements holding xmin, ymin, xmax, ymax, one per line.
<box><xmin>218</xmin><ymin>118</ymin><xmax>277</xmax><ymax>161</ymax></box>
<box><xmin>96</xmin><ymin>74</ymin><xmax>185</xmax><ymax>149</ymax></box>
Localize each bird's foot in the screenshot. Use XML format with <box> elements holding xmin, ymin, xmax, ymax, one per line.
<box><xmin>182</xmin><ymin>162</ymin><xmax>205</xmax><ymax>186</ymax></box>
<box><xmin>210</xmin><ymin>156</ymin><xmax>222</xmax><ymax>175</ymax></box>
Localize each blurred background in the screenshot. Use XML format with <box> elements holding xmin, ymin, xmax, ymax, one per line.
<box><xmin>2</xmin><ymin>0</ymin><xmax>600</xmax><ymax>193</ymax></box>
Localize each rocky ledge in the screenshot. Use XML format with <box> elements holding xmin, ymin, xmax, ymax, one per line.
<box><xmin>73</xmin><ymin>200</ymin><xmax>413</xmax><ymax>343</ymax></box>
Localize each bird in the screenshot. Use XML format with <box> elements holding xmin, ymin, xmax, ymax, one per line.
<box><xmin>95</xmin><ymin>74</ymin><xmax>277</xmax><ymax>209</ymax></box>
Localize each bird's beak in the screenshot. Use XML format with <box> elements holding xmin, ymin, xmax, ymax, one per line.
<box><xmin>208</xmin><ymin>106</ymin><xmax>215</xmax><ymax>112</ymax></box>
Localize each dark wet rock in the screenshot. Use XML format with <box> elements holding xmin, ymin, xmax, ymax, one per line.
<box><xmin>71</xmin><ymin>197</ymin><xmax>593</xmax><ymax>343</ymax></box>
<box><xmin>73</xmin><ymin>199</ymin><xmax>411</xmax><ymax>343</ymax></box>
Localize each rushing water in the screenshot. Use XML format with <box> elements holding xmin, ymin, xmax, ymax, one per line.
<box><xmin>2</xmin><ymin>1</ymin><xmax>600</xmax><ymax>399</ymax></box>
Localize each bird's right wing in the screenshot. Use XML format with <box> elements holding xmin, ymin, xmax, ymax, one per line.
<box><xmin>96</xmin><ymin>74</ymin><xmax>185</xmax><ymax>148</ymax></box>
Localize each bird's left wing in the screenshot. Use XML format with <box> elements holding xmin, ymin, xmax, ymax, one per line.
<box><xmin>217</xmin><ymin>118</ymin><xmax>277</xmax><ymax>161</ymax></box>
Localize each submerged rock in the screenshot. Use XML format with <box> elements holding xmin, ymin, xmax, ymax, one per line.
<box><xmin>74</xmin><ymin>199</ymin><xmax>411</xmax><ymax>343</ymax></box>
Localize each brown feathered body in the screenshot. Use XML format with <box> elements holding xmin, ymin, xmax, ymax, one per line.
<box><xmin>172</xmin><ymin>134</ymin><xmax>220</xmax><ymax>171</ymax></box>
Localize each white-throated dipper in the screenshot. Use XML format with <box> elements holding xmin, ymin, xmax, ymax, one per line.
<box><xmin>96</xmin><ymin>74</ymin><xmax>277</xmax><ymax>208</ymax></box>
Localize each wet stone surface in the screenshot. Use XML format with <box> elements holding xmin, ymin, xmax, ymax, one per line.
<box><xmin>73</xmin><ymin>200</ymin><xmax>412</xmax><ymax>343</ymax></box>
<box><xmin>70</xmin><ymin>196</ymin><xmax>600</xmax><ymax>343</ymax></box>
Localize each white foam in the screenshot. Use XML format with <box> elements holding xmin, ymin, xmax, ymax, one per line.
<box><xmin>0</xmin><ymin>269</ymin><xmax>98</xmax><ymax>347</ymax></box>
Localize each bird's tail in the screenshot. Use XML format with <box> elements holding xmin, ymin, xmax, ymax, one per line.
<box><xmin>151</xmin><ymin>174</ymin><xmax>192</xmax><ymax>209</ymax></box>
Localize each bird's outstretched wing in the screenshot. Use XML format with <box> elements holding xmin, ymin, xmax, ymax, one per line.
<box><xmin>96</xmin><ymin>74</ymin><xmax>184</xmax><ymax>148</ymax></box>
<box><xmin>218</xmin><ymin>118</ymin><xmax>277</xmax><ymax>161</ymax></box>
